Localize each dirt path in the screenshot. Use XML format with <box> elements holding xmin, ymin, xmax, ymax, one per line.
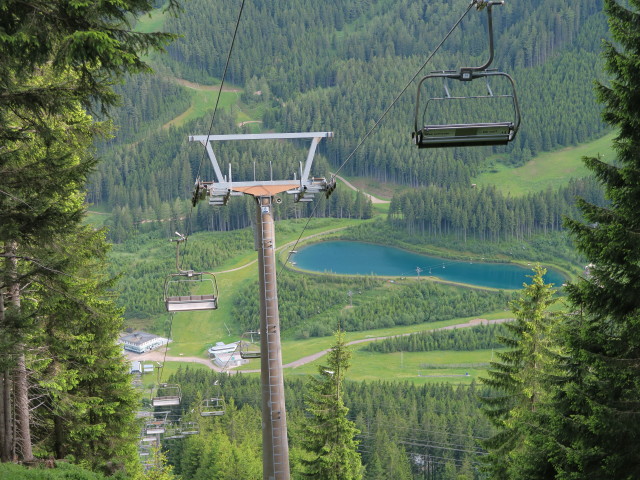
<box><xmin>333</xmin><ymin>174</ymin><xmax>390</xmax><ymax>204</ymax></box>
<box><xmin>211</xmin><ymin>226</ymin><xmax>348</xmax><ymax>274</ymax></box>
<box><xmin>276</xmin><ymin>317</ymin><xmax>511</xmax><ymax>370</ymax></box>
<box><xmin>238</xmin><ymin>120</ymin><xmax>263</xmax><ymax>127</ymax></box>
<box><xmin>128</xmin><ymin>318</ymin><xmax>512</xmax><ymax>374</ymax></box>
<box><xmin>126</xmin><ymin>350</ymin><xmax>226</xmax><ymax>372</ymax></box>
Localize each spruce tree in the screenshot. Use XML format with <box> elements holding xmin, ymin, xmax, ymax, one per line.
<box><xmin>481</xmin><ymin>266</ymin><xmax>558</xmax><ymax>479</ymax></box>
<box><xmin>0</xmin><ymin>0</ymin><xmax>181</xmax><ymax>465</ymax></box>
<box><xmin>301</xmin><ymin>330</ymin><xmax>364</xmax><ymax>480</ymax></box>
<box><xmin>553</xmin><ymin>1</ymin><xmax>640</xmax><ymax>478</ymax></box>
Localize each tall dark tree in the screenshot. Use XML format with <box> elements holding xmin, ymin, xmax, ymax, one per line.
<box><xmin>301</xmin><ymin>330</ymin><xmax>364</xmax><ymax>480</ymax></box>
<box><xmin>551</xmin><ymin>1</ymin><xmax>640</xmax><ymax>478</ymax></box>
<box><xmin>0</xmin><ymin>0</ymin><xmax>181</xmax><ymax>466</ymax></box>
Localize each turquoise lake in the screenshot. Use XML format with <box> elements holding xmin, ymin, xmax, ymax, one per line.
<box><xmin>291</xmin><ymin>241</ymin><xmax>565</xmax><ymax>290</ymax></box>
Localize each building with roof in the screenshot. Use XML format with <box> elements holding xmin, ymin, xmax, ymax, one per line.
<box><xmin>120</xmin><ymin>332</ymin><xmax>169</xmax><ymax>354</ymax></box>
<box><xmin>207</xmin><ymin>341</ymin><xmax>238</xmax><ymax>356</ymax></box>
<box><xmin>207</xmin><ymin>341</ymin><xmax>248</xmax><ymax>368</ymax></box>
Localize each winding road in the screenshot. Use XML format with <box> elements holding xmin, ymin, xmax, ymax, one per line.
<box><xmin>126</xmin><ymin>317</ymin><xmax>511</xmax><ymax>374</ymax></box>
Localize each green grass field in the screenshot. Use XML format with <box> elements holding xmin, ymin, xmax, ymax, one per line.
<box><xmin>163</xmin><ymin>89</ymin><xmax>242</xmax><ymax>130</ymax></box>
<box><xmin>85</xmin><ymin>210</ymin><xmax>111</xmax><ymax>227</ymax></box>
<box><xmin>285</xmin><ymin>347</ymin><xmax>499</xmax><ymax>385</ymax></box>
<box><xmin>134</xmin><ymin>4</ymin><xmax>169</xmax><ymax>33</ymax></box>
<box><xmin>474</xmin><ymin>132</ymin><xmax>616</xmax><ymax>195</ymax></box>
<box><xmin>137</xmin><ymin>361</ymin><xmax>209</xmax><ymax>391</ymax></box>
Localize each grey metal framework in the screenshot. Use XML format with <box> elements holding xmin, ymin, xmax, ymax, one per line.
<box><xmin>151</xmin><ymin>383</ymin><xmax>181</xmax><ymax>407</ymax></box>
<box><xmin>164</xmin><ymin>271</ymin><xmax>218</xmax><ymax>312</ymax></box>
<box><xmin>190</xmin><ymin>132</ymin><xmax>334</xmax><ymax>480</ymax></box>
<box><xmin>239</xmin><ymin>331</ymin><xmax>261</xmax><ymax>359</ymax></box>
<box><xmin>200</xmin><ymin>397</ymin><xmax>226</xmax><ymax>416</ymax></box>
<box><xmin>413</xmin><ymin>1</ymin><xmax>520</xmax><ymax>148</ymax></box>
<box><xmin>189</xmin><ymin>132</ymin><xmax>334</xmax><ymax>206</ymax></box>
<box><xmin>163</xmin><ymin>233</ymin><xmax>219</xmax><ymax>312</ymax></box>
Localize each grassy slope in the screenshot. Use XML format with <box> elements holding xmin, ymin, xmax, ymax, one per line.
<box><xmin>134</xmin><ymin>5</ymin><xmax>263</xmax><ymax>131</ymax></box>
<box><xmin>473</xmin><ymin>131</ymin><xmax>615</xmax><ymax>195</ymax></box>
<box><xmin>333</xmin><ymin>132</ymin><xmax>615</xmax><ymax>205</ymax></box>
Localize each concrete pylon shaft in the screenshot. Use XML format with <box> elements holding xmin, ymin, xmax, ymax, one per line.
<box><xmin>256</xmin><ymin>196</ymin><xmax>290</xmax><ymax>480</ymax></box>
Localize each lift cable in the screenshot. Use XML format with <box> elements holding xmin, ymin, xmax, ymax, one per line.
<box><xmin>330</xmin><ymin>0</ymin><xmax>477</xmax><ymax>180</ymax></box>
<box><xmin>279</xmin><ymin>0</ymin><xmax>477</xmax><ymax>275</ymax></box>
<box><xmin>180</xmin><ymin>0</ymin><xmax>246</xmax><ymax>268</ymax></box>
<box><xmin>156</xmin><ymin>312</ymin><xmax>175</xmax><ymax>385</ymax></box>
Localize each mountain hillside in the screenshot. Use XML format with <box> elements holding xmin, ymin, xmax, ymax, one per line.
<box><xmin>90</xmin><ymin>0</ymin><xmax>608</xmax><ymax>241</ymax></box>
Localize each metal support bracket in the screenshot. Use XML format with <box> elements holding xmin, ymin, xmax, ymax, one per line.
<box><xmin>189</xmin><ymin>132</ymin><xmax>333</xmax><ymax>205</ymax></box>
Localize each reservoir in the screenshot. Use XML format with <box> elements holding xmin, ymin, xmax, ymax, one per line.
<box><xmin>291</xmin><ymin>241</ymin><xmax>565</xmax><ymax>290</ymax></box>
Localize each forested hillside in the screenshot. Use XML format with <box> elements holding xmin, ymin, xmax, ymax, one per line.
<box><xmin>89</xmin><ymin>0</ymin><xmax>609</xmax><ymax>243</ymax></box>
<box><xmin>232</xmin><ymin>275</ymin><xmax>510</xmax><ymax>338</ymax></box>
<box><xmin>162</xmin><ymin>367</ymin><xmax>494</xmax><ymax>480</ymax></box>
<box><xmin>8</xmin><ymin>0</ymin><xmax>639</xmax><ymax>479</ymax></box>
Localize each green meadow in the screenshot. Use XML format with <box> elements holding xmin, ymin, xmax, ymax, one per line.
<box><xmin>285</xmin><ymin>348</ymin><xmax>499</xmax><ymax>385</ymax></box>
<box><xmin>163</xmin><ymin>88</ymin><xmax>242</xmax><ymax>130</ymax></box>
<box><xmin>474</xmin><ymin>131</ymin><xmax>616</xmax><ymax>195</ymax></box>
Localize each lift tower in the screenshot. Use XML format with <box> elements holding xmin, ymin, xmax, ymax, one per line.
<box><xmin>190</xmin><ymin>132</ymin><xmax>334</xmax><ymax>480</ymax></box>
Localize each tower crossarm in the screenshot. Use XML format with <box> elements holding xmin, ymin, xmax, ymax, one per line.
<box><xmin>189</xmin><ymin>132</ymin><xmax>334</xmax><ymax>205</ymax></box>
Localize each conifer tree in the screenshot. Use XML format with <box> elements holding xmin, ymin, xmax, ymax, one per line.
<box><xmin>481</xmin><ymin>266</ymin><xmax>558</xmax><ymax>479</ymax></box>
<box><xmin>0</xmin><ymin>0</ymin><xmax>181</xmax><ymax>465</ymax></box>
<box><xmin>552</xmin><ymin>1</ymin><xmax>640</xmax><ymax>477</ymax></box>
<box><xmin>301</xmin><ymin>330</ymin><xmax>364</xmax><ymax>480</ymax></box>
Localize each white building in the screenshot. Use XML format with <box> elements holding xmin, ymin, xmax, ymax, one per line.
<box><xmin>130</xmin><ymin>361</ymin><xmax>142</xmax><ymax>374</ymax></box>
<box><xmin>213</xmin><ymin>351</ymin><xmax>248</xmax><ymax>368</ymax></box>
<box><xmin>207</xmin><ymin>341</ymin><xmax>238</xmax><ymax>356</ymax></box>
<box><xmin>208</xmin><ymin>342</ymin><xmax>248</xmax><ymax>368</ymax></box>
<box><xmin>120</xmin><ymin>332</ymin><xmax>169</xmax><ymax>353</ymax></box>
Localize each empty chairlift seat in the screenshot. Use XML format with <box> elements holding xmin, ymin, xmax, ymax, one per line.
<box><xmin>412</xmin><ymin>2</ymin><xmax>520</xmax><ymax>149</ymax></box>
<box><xmin>239</xmin><ymin>331</ymin><xmax>261</xmax><ymax>359</ymax></box>
<box><xmin>201</xmin><ymin>397</ymin><xmax>226</xmax><ymax>417</ymax></box>
<box><xmin>164</xmin><ymin>271</ymin><xmax>219</xmax><ymax>312</ymax></box>
<box><xmin>413</xmin><ymin>70</ymin><xmax>520</xmax><ymax>149</ymax></box>
<box><xmin>145</xmin><ymin>421</ymin><xmax>166</xmax><ymax>435</ymax></box>
<box><xmin>152</xmin><ymin>383</ymin><xmax>182</xmax><ymax>407</ymax></box>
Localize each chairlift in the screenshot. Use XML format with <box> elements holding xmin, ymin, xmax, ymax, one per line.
<box><xmin>413</xmin><ymin>1</ymin><xmax>520</xmax><ymax>148</ymax></box>
<box><xmin>179</xmin><ymin>421</ymin><xmax>200</xmax><ymax>435</ymax></box>
<box><xmin>152</xmin><ymin>383</ymin><xmax>182</xmax><ymax>407</ymax></box>
<box><xmin>164</xmin><ymin>271</ymin><xmax>219</xmax><ymax>312</ymax></box>
<box><xmin>162</xmin><ymin>423</ymin><xmax>183</xmax><ymax>440</ymax></box>
<box><xmin>163</xmin><ymin>233</ymin><xmax>219</xmax><ymax>312</ymax></box>
<box><xmin>239</xmin><ymin>331</ymin><xmax>261</xmax><ymax>359</ymax></box>
<box><xmin>145</xmin><ymin>421</ymin><xmax>166</xmax><ymax>435</ymax></box>
<box><xmin>200</xmin><ymin>397</ymin><xmax>226</xmax><ymax>417</ymax></box>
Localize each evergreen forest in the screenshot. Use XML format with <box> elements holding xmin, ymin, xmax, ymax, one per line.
<box><xmin>5</xmin><ymin>1</ymin><xmax>640</xmax><ymax>480</ymax></box>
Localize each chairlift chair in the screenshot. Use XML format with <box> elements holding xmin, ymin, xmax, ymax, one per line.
<box><xmin>152</xmin><ymin>383</ymin><xmax>182</xmax><ymax>407</ymax></box>
<box><xmin>412</xmin><ymin>1</ymin><xmax>520</xmax><ymax>148</ymax></box>
<box><xmin>163</xmin><ymin>233</ymin><xmax>219</xmax><ymax>312</ymax></box>
<box><xmin>178</xmin><ymin>421</ymin><xmax>200</xmax><ymax>435</ymax></box>
<box><xmin>164</xmin><ymin>271</ymin><xmax>219</xmax><ymax>312</ymax></box>
<box><xmin>200</xmin><ymin>397</ymin><xmax>226</xmax><ymax>417</ymax></box>
<box><xmin>145</xmin><ymin>421</ymin><xmax>166</xmax><ymax>435</ymax></box>
<box><xmin>239</xmin><ymin>331</ymin><xmax>261</xmax><ymax>359</ymax></box>
<box><xmin>162</xmin><ymin>423</ymin><xmax>183</xmax><ymax>440</ymax></box>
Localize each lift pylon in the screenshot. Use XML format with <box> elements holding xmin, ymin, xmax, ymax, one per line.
<box><xmin>189</xmin><ymin>132</ymin><xmax>334</xmax><ymax>480</ymax></box>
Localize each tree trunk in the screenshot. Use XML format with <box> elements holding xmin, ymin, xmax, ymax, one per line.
<box><xmin>6</xmin><ymin>241</ymin><xmax>32</xmax><ymax>461</ymax></box>
<box><xmin>0</xmin><ymin>368</ymin><xmax>13</xmax><ymax>462</ymax></box>
<box><xmin>0</xmin><ymin>263</ymin><xmax>15</xmax><ymax>462</ymax></box>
